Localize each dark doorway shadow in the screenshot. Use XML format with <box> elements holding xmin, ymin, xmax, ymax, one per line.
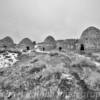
<box><xmin>80</xmin><ymin>44</ymin><xmax>85</xmax><ymax>54</ymax></box>
<box><xmin>59</xmin><ymin>47</ymin><xmax>62</xmax><ymax>51</ymax></box>
<box><xmin>80</xmin><ymin>44</ymin><xmax>84</xmax><ymax>51</ymax></box>
<box><xmin>26</xmin><ymin>46</ymin><xmax>30</xmax><ymax>50</ymax></box>
<box><xmin>43</xmin><ymin>47</ymin><xmax>45</xmax><ymax>51</ymax></box>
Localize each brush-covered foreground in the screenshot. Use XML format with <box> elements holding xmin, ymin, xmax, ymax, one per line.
<box><xmin>0</xmin><ymin>51</ymin><xmax>100</xmax><ymax>100</ymax></box>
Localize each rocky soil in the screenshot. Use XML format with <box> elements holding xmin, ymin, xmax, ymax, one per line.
<box><xmin>0</xmin><ymin>50</ymin><xmax>100</xmax><ymax>100</ymax></box>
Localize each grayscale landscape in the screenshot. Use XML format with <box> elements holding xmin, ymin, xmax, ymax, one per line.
<box><xmin>0</xmin><ymin>0</ymin><xmax>100</xmax><ymax>100</ymax></box>
<box><xmin>0</xmin><ymin>26</ymin><xmax>100</xmax><ymax>100</ymax></box>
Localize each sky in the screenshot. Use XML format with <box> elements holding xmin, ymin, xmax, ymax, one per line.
<box><xmin>0</xmin><ymin>0</ymin><xmax>100</xmax><ymax>43</ymax></box>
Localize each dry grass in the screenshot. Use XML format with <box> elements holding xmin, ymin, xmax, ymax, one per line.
<box><xmin>0</xmin><ymin>51</ymin><xmax>100</xmax><ymax>100</ymax></box>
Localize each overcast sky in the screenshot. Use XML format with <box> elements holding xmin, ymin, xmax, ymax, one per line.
<box><xmin>0</xmin><ymin>0</ymin><xmax>100</xmax><ymax>43</ymax></box>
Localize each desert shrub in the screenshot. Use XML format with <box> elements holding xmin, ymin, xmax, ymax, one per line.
<box><xmin>26</xmin><ymin>79</ymin><xmax>35</xmax><ymax>90</ymax></box>
<box><xmin>54</xmin><ymin>72</ymin><xmax>61</xmax><ymax>79</ymax></box>
<box><xmin>29</xmin><ymin>67</ymin><xmax>42</xmax><ymax>74</ymax></box>
<box><xmin>29</xmin><ymin>65</ymin><xmax>46</xmax><ymax>74</ymax></box>
<box><xmin>0</xmin><ymin>97</ymin><xmax>4</xmax><ymax>100</ymax></box>
<box><xmin>0</xmin><ymin>71</ymin><xmax>4</xmax><ymax>76</ymax></box>
<box><xmin>30</xmin><ymin>59</ymin><xmax>38</xmax><ymax>63</ymax></box>
<box><xmin>1</xmin><ymin>81</ymin><xmax>12</xmax><ymax>91</ymax></box>
<box><xmin>49</xmin><ymin>52</ymin><xmax>59</xmax><ymax>57</ymax></box>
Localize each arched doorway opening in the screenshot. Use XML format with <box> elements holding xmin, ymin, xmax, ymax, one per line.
<box><xmin>26</xmin><ymin>46</ymin><xmax>30</xmax><ymax>50</ymax></box>
<box><xmin>59</xmin><ymin>47</ymin><xmax>62</xmax><ymax>51</ymax></box>
<box><xmin>42</xmin><ymin>47</ymin><xmax>45</xmax><ymax>51</ymax></box>
<box><xmin>80</xmin><ymin>44</ymin><xmax>85</xmax><ymax>51</ymax></box>
<box><xmin>3</xmin><ymin>45</ymin><xmax>7</xmax><ymax>49</ymax></box>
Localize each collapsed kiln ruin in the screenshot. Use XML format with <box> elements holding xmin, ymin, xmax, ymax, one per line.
<box><xmin>0</xmin><ymin>26</ymin><xmax>100</xmax><ymax>53</ymax></box>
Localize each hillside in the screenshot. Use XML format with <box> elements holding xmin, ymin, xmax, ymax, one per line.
<box><xmin>0</xmin><ymin>50</ymin><xmax>99</xmax><ymax>100</ymax></box>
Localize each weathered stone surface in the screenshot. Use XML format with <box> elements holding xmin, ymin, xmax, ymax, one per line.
<box><xmin>56</xmin><ymin>39</ymin><xmax>79</xmax><ymax>52</ymax></box>
<box><xmin>17</xmin><ymin>38</ymin><xmax>34</xmax><ymax>52</ymax></box>
<box><xmin>35</xmin><ymin>36</ymin><xmax>56</xmax><ymax>51</ymax></box>
<box><xmin>44</xmin><ymin>35</ymin><xmax>56</xmax><ymax>44</ymax></box>
<box><xmin>0</xmin><ymin>36</ymin><xmax>15</xmax><ymax>50</ymax></box>
<box><xmin>80</xmin><ymin>26</ymin><xmax>100</xmax><ymax>52</ymax></box>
